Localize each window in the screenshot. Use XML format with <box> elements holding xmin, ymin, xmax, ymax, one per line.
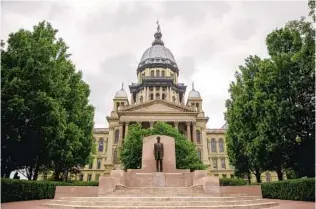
<box><xmin>214</xmin><ymin>174</ymin><xmax>219</xmax><ymax>177</ymax></box>
<box><xmin>230</xmin><ymin>175</ymin><xmax>235</xmax><ymax>179</ymax></box>
<box><xmin>97</xmin><ymin>158</ymin><xmax>102</xmax><ymax>169</ymax></box>
<box><xmin>197</xmin><ymin>151</ymin><xmax>201</xmax><ymax>161</ymax></box>
<box><xmin>211</xmin><ymin>139</ymin><xmax>217</xmax><ymax>153</ymax></box>
<box><xmin>140</xmin><ymin>96</ymin><xmax>143</xmax><ymax>104</ymax></box>
<box><xmin>221</xmin><ymin>158</ymin><xmax>226</xmax><ymax>169</ymax></box>
<box><xmin>151</xmin><ymin>70</ymin><xmax>154</xmax><ymax>77</ymax></box>
<box><xmin>121</xmin><ymin>102</ymin><xmax>124</xmax><ymax>106</ymax></box>
<box><xmin>162</xmin><ymin>87</ymin><xmax>166</xmax><ymax>91</ymax></box>
<box><xmin>266</xmin><ymin>173</ymin><xmax>271</xmax><ymax>182</ymax></box>
<box><xmin>196</xmin><ymin>130</ymin><xmax>201</xmax><ymax>144</ymax></box>
<box><xmin>219</xmin><ymin>138</ymin><xmax>224</xmax><ymax>152</ymax></box>
<box><xmin>156</xmin><ymin>70</ymin><xmax>160</xmax><ymax>77</ymax></box>
<box><xmin>162</xmin><ymin>94</ymin><xmax>165</xmax><ymax>100</ymax></box>
<box><xmin>116</xmin><ymin>102</ymin><xmax>120</xmax><ymax>110</ymax></box>
<box><xmin>98</xmin><ymin>138</ymin><xmax>104</xmax><ymax>152</ymax></box>
<box><xmin>150</xmin><ymin>94</ymin><xmax>154</xmax><ymax>100</ymax></box>
<box><xmin>95</xmin><ymin>174</ymin><xmax>100</xmax><ymax>181</ymax></box>
<box><xmin>222</xmin><ymin>174</ymin><xmax>227</xmax><ymax>178</ymax></box>
<box><xmin>150</xmin><ymin>87</ymin><xmax>153</xmax><ymax>91</ymax></box>
<box><xmin>113</xmin><ymin>149</ymin><xmax>118</xmax><ymax>163</ymax></box>
<box><xmin>162</xmin><ymin>70</ymin><xmax>165</xmax><ymax>77</ymax></box>
<box><xmin>114</xmin><ymin>130</ymin><xmax>119</xmax><ymax>144</ymax></box>
<box><xmin>79</xmin><ymin>174</ymin><xmax>84</xmax><ymax>181</ymax></box>
<box><xmin>156</xmin><ymin>93</ymin><xmax>160</xmax><ymax>99</ymax></box>
<box><xmin>88</xmin><ymin>174</ymin><xmax>92</xmax><ymax>181</ymax></box>
<box><xmin>212</xmin><ymin>158</ymin><xmax>218</xmax><ymax>169</ymax></box>
<box><xmin>172</xmin><ymin>96</ymin><xmax>176</xmax><ymax>103</ymax></box>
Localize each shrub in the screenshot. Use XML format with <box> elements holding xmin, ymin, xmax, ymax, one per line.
<box><xmin>261</xmin><ymin>178</ymin><xmax>315</xmax><ymax>201</ymax></box>
<box><xmin>1</xmin><ymin>178</ymin><xmax>98</xmax><ymax>203</ymax></box>
<box><xmin>220</xmin><ymin>178</ymin><xmax>248</xmax><ymax>186</ymax></box>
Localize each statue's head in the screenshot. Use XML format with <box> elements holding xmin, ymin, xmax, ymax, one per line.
<box><xmin>157</xmin><ymin>136</ymin><xmax>160</xmax><ymax>143</ymax></box>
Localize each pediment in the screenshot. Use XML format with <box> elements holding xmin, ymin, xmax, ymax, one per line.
<box><xmin>120</xmin><ymin>100</ymin><xmax>195</xmax><ymax>113</ymax></box>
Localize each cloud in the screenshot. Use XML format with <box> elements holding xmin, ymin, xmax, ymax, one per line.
<box><xmin>1</xmin><ymin>1</ymin><xmax>310</xmax><ymax>128</ymax></box>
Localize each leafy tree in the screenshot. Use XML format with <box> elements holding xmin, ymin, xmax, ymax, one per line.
<box><xmin>120</xmin><ymin>122</ymin><xmax>206</xmax><ymax>171</ymax></box>
<box><xmin>225</xmin><ymin>56</ymin><xmax>268</xmax><ymax>183</ymax></box>
<box><xmin>1</xmin><ymin>21</ymin><xmax>95</xmax><ymax>181</ymax></box>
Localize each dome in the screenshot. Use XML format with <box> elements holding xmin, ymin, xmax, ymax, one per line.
<box><xmin>115</xmin><ymin>83</ymin><xmax>128</xmax><ymax>98</ymax></box>
<box><xmin>188</xmin><ymin>82</ymin><xmax>201</xmax><ymax>99</ymax></box>
<box><xmin>137</xmin><ymin>22</ymin><xmax>178</xmax><ymax>72</ymax></box>
<box><xmin>188</xmin><ymin>90</ymin><xmax>201</xmax><ymax>98</ymax></box>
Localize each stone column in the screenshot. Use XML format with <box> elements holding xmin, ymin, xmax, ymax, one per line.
<box><xmin>150</xmin><ymin>121</ymin><xmax>154</xmax><ymax>130</ymax></box>
<box><xmin>174</xmin><ymin>121</ymin><xmax>179</xmax><ymax>130</ymax></box>
<box><xmin>168</xmin><ymin>87</ymin><xmax>171</xmax><ymax>101</ymax></box>
<box><xmin>146</xmin><ymin>87</ymin><xmax>149</xmax><ymax>102</ymax></box>
<box><xmin>160</xmin><ymin>87</ymin><xmax>162</xmax><ymax>99</ymax></box>
<box><xmin>153</xmin><ymin>87</ymin><xmax>156</xmax><ymax>99</ymax></box>
<box><xmin>192</xmin><ymin>122</ymin><xmax>197</xmax><ymax>144</ymax></box>
<box><xmin>105</xmin><ymin>127</ymin><xmax>114</xmax><ymax>164</ymax></box>
<box><xmin>125</xmin><ymin>122</ymin><xmax>129</xmax><ymax>137</ymax></box>
<box><xmin>186</xmin><ymin>121</ymin><xmax>191</xmax><ymax>141</ymax></box>
<box><xmin>119</xmin><ymin>122</ymin><xmax>123</xmax><ymax>145</ymax></box>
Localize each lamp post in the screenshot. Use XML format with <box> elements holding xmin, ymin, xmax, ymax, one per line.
<box><xmin>295</xmin><ymin>135</ymin><xmax>302</xmax><ymax>177</ymax></box>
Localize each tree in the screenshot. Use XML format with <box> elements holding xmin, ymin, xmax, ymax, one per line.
<box><xmin>1</xmin><ymin>21</ymin><xmax>95</xmax><ymax>180</ymax></box>
<box><xmin>120</xmin><ymin>122</ymin><xmax>206</xmax><ymax>171</ymax></box>
<box><xmin>225</xmin><ymin>56</ymin><xmax>268</xmax><ymax>183</ymax></box>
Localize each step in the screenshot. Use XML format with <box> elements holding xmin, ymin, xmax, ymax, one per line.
<box><xmin>42</xmin><ymin>202</ymin><xmax>278</xmax><ymax>209</ymax></box>
<box><xmin>56</xmin><ymin>196</ymin><xmax>262</xmax><ymax>201</ymax></box>
<box><xmin>47</xmin><ymin>199</ymin><xmax>268</xmax><ymax>206</ymax></box>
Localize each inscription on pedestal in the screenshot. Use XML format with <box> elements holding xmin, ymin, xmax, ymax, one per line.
<box><xmin>152</xmin><ymin>172</ymin><xmax>165</xmax><ymax>187</ymax></box>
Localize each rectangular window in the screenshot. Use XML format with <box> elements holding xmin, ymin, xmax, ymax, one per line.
<box><xmin>221</xmin><ymin>158</ymin><xmax>226</xmax><ymax>169</ymax></box>
<box><xmin>79</xmin><ymin>174</ymin><xmax>84</xmax><ymax>181</ymax></box>
<box><xmin>214</xmin><ymin>174</ymin><xmax>219</xmax><ymax>177</ymax></box>
<box><xmin>222</xmin><ymin>174</ymin><xmax>227</xmax><ymax>178</ymax></box>
<box><xmin>95</xmin><ymin>174</ymin><xmax>100</xmax><ymax>181</ymax></box>
<box><xmin>212</xmin><ymin>158</ymin><xmax>218</xmax><ymax>169</ymax></box>
<box><xmin>97</xmin><ymin>158</ymin><xmax>102</xmax><ymax>169</ymax></box>
<box><xmin>88</xmin><ymin>174</ymin><xmax>92</xmax><ymax>181</ymax></box>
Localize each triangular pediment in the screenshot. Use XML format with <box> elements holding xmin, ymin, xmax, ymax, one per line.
<box><xmin>119</xmin><ymin>100</ymin><xmax>195</xmax><ymax>113</ymax></box>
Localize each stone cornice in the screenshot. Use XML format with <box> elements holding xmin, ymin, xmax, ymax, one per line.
<box><xmin>206</xmin><ymin>129</ymin><xmax>226</xmax><ymax>134</ymax></box>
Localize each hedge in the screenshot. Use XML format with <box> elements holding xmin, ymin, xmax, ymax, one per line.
<box><xmin>1</xmin><ymin>178</ymin><xmax>98</xmax><ymax>203</ymax></box>
<box><xmin>220</xmin><ymin>178</ymin><xmax>248</xmax><ymax>186</ymax></box>
<box><xmin>261</xmin><ymin>178</ymin><xmax>315</xmax><ymax>201</ymax></box>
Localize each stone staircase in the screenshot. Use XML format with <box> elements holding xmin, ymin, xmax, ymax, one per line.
<box><xmin>42</xmin><ymin>186</ymin><xmax>278</xmax><ymax>209</ymax></box>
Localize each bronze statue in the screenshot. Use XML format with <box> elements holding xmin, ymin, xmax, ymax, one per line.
<box><xmin>154</xmin><ymin>136</ymin><xmax>164</xmax><ymax>172</ymax></box>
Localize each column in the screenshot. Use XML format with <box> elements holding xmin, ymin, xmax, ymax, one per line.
<box><xmin>146</xmin><ymin>87</ymin><xmax>149</xmax><ymax>102</ymax></box>
<box><xmin>105</xmin><ymin>127</ymin><xmax>114</xmax><ymax>164</ymax></box>
<box><xmin>150</xmin><ymin>121</ymin><xmax>154</xmax><ymax>130</ymax></box>
<box><xmin>125</xmin><ymin>122</ymin><xmax>129</xmax><ymax>137</ymax></box>
<box><xmin>192</xmin><ymin>122</ymin><xmax>197</xmax><ymax>144</ymax></box>
<box><xmin>118</xmin><ymin>122</ymin><xmax>123</xmax><ymax>145</ymax></box>
<box><xmin>153</xmin><ymin>87</ymin><xmax>156</xmax><ymax>99</ymax></box>
<box><xmin>160</xmin><ymin>87</ymin><xmax>162</xmax><ymax>100</ymax></box>
<box><xmin>168</xmin><ymin>87</ymin><xmax>171</xmax><ymax>101</ymax></box>
<box><xmin>174</xmin><ymin>121</ymin><xmax>179</xmax><ymax>130</ymax></box>
<box><xmin>201</xmin><ymin>128</ymin><xmax>210</xmax><ymax>165</ymax></box>
<box><xmin>186</xmin><ymin>121</ymin><xmax>191</xmax><ymax>141</ymax></box>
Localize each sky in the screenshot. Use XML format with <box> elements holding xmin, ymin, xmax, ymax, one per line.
<box><xmin>1</xmin><ymin>0</ymin><xmax>310</xmax><ymax>129</ymax></box>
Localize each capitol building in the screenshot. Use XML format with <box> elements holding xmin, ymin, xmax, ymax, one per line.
<box><xmin>78</xmin><ymin>24</ymin><xmax>275</xmax><ymax>182</ymax></box>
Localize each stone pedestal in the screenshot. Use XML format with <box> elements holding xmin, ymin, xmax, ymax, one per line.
<box><xmin>152</xmin><ymin>172</ymin><xmax>165</xmax><ymax>187</ymax></box>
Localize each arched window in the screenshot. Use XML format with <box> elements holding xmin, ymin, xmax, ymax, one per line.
<box><xmin>162</xmin><ymin>94</ymin><xmax>165</xmax><ymax>100</ymax></box>
<box><xmin>151</xmin><ymin>70</ymin><xmax>154</xmax><ymax>77</ymax></box>
<box><xmin>156</xmin><ymin>70</ymin><xmax>160</xmax><ymax>77</ymax></box>
<box><xmin>162</xmin><ymin>70</ymin><xmax>165</xmax><ymax>77</ymax></box>
<box><xmin>97</xmin><ymin>158</ymin><xmax>101</xmax><ymax>169</ymax></box>
<box><xmin>219</xmin><ymin>138</ymin><xmax>224</xmax><ymax>152</ymax></box>
<box><xmin>114</xmin><ymin>130</ymin><xmax>119</xmax><ymax>144</ymax></box>
<box><xmin>98</xmin><ymin>138</ymin><xmax>104</xmax><ymax>152</ymax></box>
<box><xmin>211</xmin><ymin>139</ymin><xmax>217</xmax><ymax>153</ymax></box>
<box><xmin>156</xmin><ymin>93</ymin><xmax>160</xmax><ymax>99</ymax></box>
<box><xmin>140</xmin><ymin>96</ymin><xmax>143</xmax><ymax>103</ymax></box>
<box><xmin>172</xmin><ymin>96</ymin><xmax>176</xmax><ymax>103</ymax></box>
<box><xmin>196</xmin><ymin>130</ymin><xmax>201</xmax><ymax>144</ymax></box>
<box><xmin>150</xmin><ymin>94</ymin><xmax>154</xmax><ymax>100</ymax></box>
<box><xmin>266</xmin><ymin>173</ymin><xmax>271</xmax><ymax>182</ymax></box>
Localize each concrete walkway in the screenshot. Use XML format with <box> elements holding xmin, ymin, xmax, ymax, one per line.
<box><xmin>1</xmin><ymin>198</ymin><xmax>315</xmax><ymax>209</ymax></box>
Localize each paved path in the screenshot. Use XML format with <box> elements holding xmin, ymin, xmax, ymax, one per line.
<box><xmin>1</xmin><ymin>198</ymin><xmax>315</xmax><ymax>209</ymax></box>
